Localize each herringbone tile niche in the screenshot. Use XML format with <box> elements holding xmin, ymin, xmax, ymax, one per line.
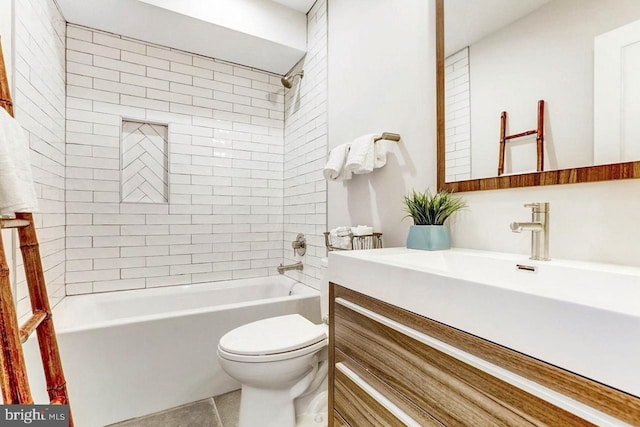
<box><xmin>121</xmin><ymin>121</ymin><xmax>169</xmax><ymax>203</ymax></box>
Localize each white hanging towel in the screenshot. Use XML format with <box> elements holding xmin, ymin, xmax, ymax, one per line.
<box><xmin>374</xmin><ymin>139</ymin><xmax>392</xmax><ymax>169</ymax></box>
<box><xmin>323</xmin><ymin>143</ymin><xmax>352</xmax><ymax>181</ymax></box>
<box><xmin>0</xmin><ymin>108</ymin><xmax>39</xmax><ymax>215</ymax></box>
<box><xmin>345</xmin><ymin>134</ymin><xmax>376</xmax><ymax>174</ymax></box>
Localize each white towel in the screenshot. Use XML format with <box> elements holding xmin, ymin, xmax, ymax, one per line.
<box><xmin>0</xmin><ymin>108</ymin><xmax>38</xmax><ymax>215</ymax></box>
<box><xmin>374</xmin><ymin>139</ymin><xmax>392</xmax><ymax>169</ymax></box>
<box><xmin>351</xmin><ymin>225</ymin><xmax>373</xmax><ymax>236</ymax></box>
<box><xmin>345</xmin><ymin>134</ymin><xmax>376</xmax><ymax>174</ymax></box>
<box><xmin>330</xmin><ymin>227</ymin><xmax>352</xmax><ymax>249</ymax></box>
<box><xmin>323</xmin><ymin>143</ymin><xmax>352</xmax><ymax>181</ymax></box>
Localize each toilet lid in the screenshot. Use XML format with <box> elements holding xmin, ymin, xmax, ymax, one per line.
<box><xmin>219</xmin><ymin>314</ymin><xmax>326</xmax><ymax>356</ymax></box>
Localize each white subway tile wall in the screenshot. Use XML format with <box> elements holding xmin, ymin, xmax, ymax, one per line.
<box><xmin>282</xmin><ymin>0</ymin><xmax>328</xmax><ymax>290</ymax></box>
<box><xmin>13</xmin><ymin>0</ymin><xmax>66</xmax><ymax>318</ymax></box>
<box><xmin>65</xmin><ymin>24</ymin><xmax>287</xmax><ymax>294</ymax></box>
<box><xmin>445</xmin><ymin>47</ymin><xmax>471</xmax><ymax>181</ymax></box>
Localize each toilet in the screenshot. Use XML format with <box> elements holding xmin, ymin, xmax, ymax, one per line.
<box><xmin>217</xmin><ymin>259</ymin><xmax>329</xmax><ymax>427</ymax></box>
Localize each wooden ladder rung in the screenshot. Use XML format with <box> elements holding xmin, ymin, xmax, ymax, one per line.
<box><xmin>504</xmin><ymin>129</ymin><xmax>538</xmax><ymax>140</ymax></box>
<box><xmin>19</xmin><ymin>310</ymin><xmax>47</xmax><ymax>343</ymax></box>
<box><xmin>0</xmin><ymin>218</ymin><xmax>31</xmax><ymax>229</ymax></box>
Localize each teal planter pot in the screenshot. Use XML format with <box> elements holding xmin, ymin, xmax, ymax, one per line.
<box><xmin>406</xmin><ymin>225</ymin><xmax>451</xmax><ymax>251</ymax></box>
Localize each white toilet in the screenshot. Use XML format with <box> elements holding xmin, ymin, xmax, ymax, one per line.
<box><xmin>217</xmin><ymin>259</ymin><xmax>329</xmax><ymax>427</ymax></box>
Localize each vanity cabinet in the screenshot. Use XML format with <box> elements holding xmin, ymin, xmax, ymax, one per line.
<box><xmin>328</xmin><ymin>284</ymin><xmax>640</xmax><ymax>426</ymax></box>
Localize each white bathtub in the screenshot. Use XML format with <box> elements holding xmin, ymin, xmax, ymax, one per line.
<box><xmin>23</xmin><ymin>276</ymin><xmax>320</xmax><ymax>427</ymax></box>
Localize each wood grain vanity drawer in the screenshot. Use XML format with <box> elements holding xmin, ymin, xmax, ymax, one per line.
<box><xmin>334</xmin><ymin>350</ymin><xmax>442</xmax><ymax>427</ymax></box>
<box><xmin>333</xmin><ymin>410</ymin><xmax>350</xmax><ymax>427</ymax></box>
<box><xmin>331</xmin><ymin>285</ymin><xmax>640</xmax><ymax>427</ymax></box>
<box><xmin>330</xmin><ymin>284</ymin><xmax>640</xmax><ymax>426</ymax></box>
<box><xmin>334</xmin><ymin>298</ymin><xmax>591</xmax><ymax>426</ymax></box>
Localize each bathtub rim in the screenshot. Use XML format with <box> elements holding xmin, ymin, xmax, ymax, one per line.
<box><xmin>53</xmin><ymin>276</ymin><xmax>320</xmax><ymax>334</ymax></box>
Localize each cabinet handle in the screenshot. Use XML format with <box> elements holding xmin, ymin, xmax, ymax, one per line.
<box><xmin>336</xmin><ymin>362</ymin><xmax>422</xmax><ymax>427</ymax></box>
<box><xmin>336</xmin><ymin>298</ymin><xmax>628</xmax><ymax>427</ymax></box>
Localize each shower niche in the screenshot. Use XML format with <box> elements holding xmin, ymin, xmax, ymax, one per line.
<box><xmin>120</xmin><ymin>120</ymin><xmax>169</xmax><ymax>204</ymax></box>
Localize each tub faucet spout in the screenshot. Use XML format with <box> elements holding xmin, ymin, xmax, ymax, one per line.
<box><xmin>510</xmin><ymin>202</ymin><xmax>550</xmax><ymax>261</ymax></box>
<box><xmin>277</xmin><ymin>261</ymin><xmax>303</xmax><ymax>274</ymax></box>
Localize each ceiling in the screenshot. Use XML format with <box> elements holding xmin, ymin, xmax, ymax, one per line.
<box><xmin>270</xmin><ymin>0</ymin><xmax>316</xmax><ymax>13</ymax></box>
<box><xmin>445</xmin><ymin>0</ymin><xmax>552</xmax><ymax>55</ymax></box>
<box><xmin>56</xmin><ymin>0</ymin><xmax>310</xmax><ymax>74</ymax></box>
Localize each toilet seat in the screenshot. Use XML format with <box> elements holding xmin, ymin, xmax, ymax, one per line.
<box><xmin>218</xmin><ymin>339</ymin><xmax>326</xmax><ymax>363</ymax></box>
<box><xmin>218</xmin><ymin>314</ymin><xmax>327</xmax><ymax>363</ymax></box>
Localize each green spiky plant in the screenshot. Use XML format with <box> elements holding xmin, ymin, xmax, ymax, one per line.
<box><xmin>403</xmin><ymin>189</ymin><xmax>466</xmax><ymax>226</ymax></box>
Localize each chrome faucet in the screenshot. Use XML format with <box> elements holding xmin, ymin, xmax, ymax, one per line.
<box><xmin>510</xmin><ymin>202</ymin><xmax>550</xmax><ymax>261</ymax></box>
<box><xmin>277</xmin><ymin>261</ymin><xmax>303</xmax><ymax>274</ymax></box>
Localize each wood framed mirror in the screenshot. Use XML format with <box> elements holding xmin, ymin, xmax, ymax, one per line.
<box><xmin>436</xmin><ymin>0</ymin><xmax>640</xmax><ymax>192</ymax></box>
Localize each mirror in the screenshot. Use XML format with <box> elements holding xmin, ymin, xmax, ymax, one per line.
<box><xmin>436</xmin><ymin>0</ymin><xmax>640</xmax><ymax>192</ymax></box>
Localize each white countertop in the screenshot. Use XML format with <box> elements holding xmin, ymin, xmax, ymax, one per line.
<box><xmin>328</xmin><ymin>247</ymin><xmax>640</xmax><ymax>398</ymax></box>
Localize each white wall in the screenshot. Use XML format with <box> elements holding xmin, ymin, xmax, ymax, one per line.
<box><xmin>13</xmin><ymin>0</ymin><xmax>66</xmax><ymax>318</ymax></box>
<box><xmin>327</xmin><ymin>0</ymin><xmax>435</xmax><ymax>248</ymax></box>
<box><xmin>451</xmin><ymin>179</ymin><xmax>640</xmax><ymax>267</ymax></box>
<box><xmin>65</xmin><ymin>25</ymin><xmax>286</xmax><ymax>295</ymax></box>
<box><xmin>468</xmin><ymin>0</ymin><xmax>640</xmax><ymax>178</ymax></box>
<box><xmin>282</xmin><ymin>0</ymin><xmax>328</xmax><ymax>290</ymax></box>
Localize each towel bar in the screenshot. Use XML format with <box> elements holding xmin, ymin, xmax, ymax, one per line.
<box><xmin>374</xmin><ymin>132</ymin><xmax>401</xmax><ymax>143</ymax></box>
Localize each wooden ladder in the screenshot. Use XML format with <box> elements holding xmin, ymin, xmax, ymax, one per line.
<box><xmin>0</xmin><ymin>36</ymin><xmax>73</xmax><ymax>425</ymax></box>
<box><xmin>498</xmin><ymin>100</ymin><xmax>545</xmax><ymax>176</ymax></box>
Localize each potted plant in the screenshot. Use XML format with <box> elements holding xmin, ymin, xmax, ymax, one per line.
<box><xmin>402</xmin><ymin>189</ymin><xmax>466</xmax><ymax>250</ymax></box>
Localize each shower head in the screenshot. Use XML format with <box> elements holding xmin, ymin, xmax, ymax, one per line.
<box><xmin>281</xmin><ymin>70</ymin><xmax>304</xmax><ymax>88</ymax></box>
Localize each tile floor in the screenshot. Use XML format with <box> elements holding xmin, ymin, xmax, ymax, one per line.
<box><xmin>110</xmin><ymin>390</ymin><xmax>241</xmax><ymax>427</ymax></box>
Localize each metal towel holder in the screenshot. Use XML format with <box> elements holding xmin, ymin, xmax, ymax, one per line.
<box><xmin>374</xmin><ymin>132</ymin><xmax>401</xmax><ymax>143</ymax></box>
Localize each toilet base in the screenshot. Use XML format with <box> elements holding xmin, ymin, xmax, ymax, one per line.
<box><xmin>238</xmin><ymin>385</ymin><xmax>296</xmax><ymax>427</ymax></box>
<box><xmin>295</xmin><ymin>379</ymin><xmax>328</xmax><ymax>427</ymax></box>
<box><xmin>238</xmin><ymin>361</ymin><xmax>318</xmax><ymax>427</ymax></box>
<box><xmin>238</xmin><ymin>385</ymin><xmax>329</xmax><ymax>427</ymax></box>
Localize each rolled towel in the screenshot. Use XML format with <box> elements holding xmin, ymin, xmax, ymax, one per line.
<box><xmin>323</xmin><ymin>143</ymin><xmax>352</xmax><ymax>181</ymax></box>
<box><xmin>374</xmin><ymin>139</ymin><xmax>392</xmax><ymax>169</ymax></box>
<box><xmin>0</xmin><ymin>108</ymin><xmax>38</xmax><ymax>215</ymax></box>
<box><xmin>351</xmin><ymin>225</ymin><xmax>374</xmax><ymax>236</ymax></box>
<box><xmin>330</xmin><ymin>227</ymin><xmax>352</xmax><ymax>249</ymax></box>
<box><xmin>333</xmin><ymin>226</ymin><xmax>351</xmax><ymax>237</ymax></box>
<box><xmin>345</xmin><ymin>134</ymin><xmax>376</xmax><ymax>174</ymax></box>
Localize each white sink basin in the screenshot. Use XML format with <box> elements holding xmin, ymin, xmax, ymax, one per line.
<box><xmin>328</xmin><ymin>247</ymin><xmax>640</xmax><ymax>398</ymax></box>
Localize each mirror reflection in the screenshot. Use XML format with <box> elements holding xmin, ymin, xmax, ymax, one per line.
<box><xmin>444</xmin><ymin>0</ymin><xmax>640</xmax><ymax>182</ymax></box>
